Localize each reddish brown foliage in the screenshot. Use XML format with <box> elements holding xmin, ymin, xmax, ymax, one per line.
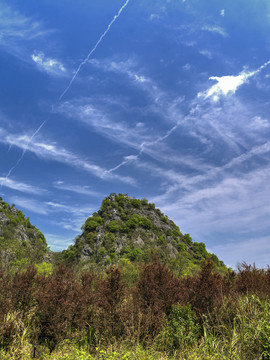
<box><xmin>95</xmin><ymin>266</ymin><xmax>126</xmax><ymax>340</ymax></box>
<box><xmin>181</xmin><ymin>260</ymin><xmax>228</xmax><ymax>317</ymax></box>
<box><xmin>35</xmin><ymin>265</ymin><xmax>86</xmax><ymax>352</ymax></box>
<box><xmin>134</xmin><ymin>258</ymin><xmax>181</xmax><ymax>338</ymax></box>
<box><xmin>235</xmin><ymin>262</ymin><xmax>269</xmax><ymax>297</ymax></box>
<box><xmin>11</xmin><ymin>266</ymin><xmax>37</xmax><ymax>314</ymax></box>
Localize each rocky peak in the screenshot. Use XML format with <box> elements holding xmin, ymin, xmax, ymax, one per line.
<box><xmin>64</xmin><ymin>194</ymin><xmax>225</xmax><ymax>273</ymax></box>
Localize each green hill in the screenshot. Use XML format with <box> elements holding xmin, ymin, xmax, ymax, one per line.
<box><xmin>0</xmin><ymin>196</ymin><xmax>49</xmax><ymax>271</ymax></box>
<box><xmin>63</xmin><ymin>193</ymin><xmax>226</xmax><ymax>275</ymax></box>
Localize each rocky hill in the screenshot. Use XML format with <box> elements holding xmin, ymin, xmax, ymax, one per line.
<box><xmin>64</xmin><ymin>193</ymin><xmax>225</xmax><ymax>274</ymax></box>
<box><xmin>0</xmin><ymin>197</ymin><xmax>49</xmax><ymax>270</ymax></box>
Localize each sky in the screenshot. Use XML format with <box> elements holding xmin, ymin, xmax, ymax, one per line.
<box><xmin>1</xmin><ymin>0</ymin><xmax>270</xmax><ymax>268</ymax></box>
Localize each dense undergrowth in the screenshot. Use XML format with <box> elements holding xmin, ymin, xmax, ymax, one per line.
<box><xmin>0</xmin><ymin>259</ymin><xmax>270</xmax><ymax>359</ymax></box>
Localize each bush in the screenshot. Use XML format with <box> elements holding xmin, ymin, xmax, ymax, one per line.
<box><xmin>182</xmin><ymin>260</ymin><xmax>227</xmax><ymax>317</ymax></box>
<box><xmin>96</xmin><ymin>266</ymin><xmax>126</xmax><ymax>341</ymax></box>
<box><xmin>35</xmin><ymin>265</ymin><xmax>86</xmax><ymax>353</ymax></box>
<box><xmin>84</xmin><ymin>216</ymin><xmax>103</xmax><ymax>232</ymax></box>
<box><xmin>134</xmin><ymin>258</ymin><xmax>181</xmax><ymax>338</ymax></box>
<box><xmin>165</xmin><ymin>303</ymin><xmax>201</xmax><ymax>350</ymax></box>
<box><xmin>108</xmin><ymin>221</ymin><xmax>121</xmax><ymax>233</ymax></box>
<box><xmin>130</xmin><ymin>199</ymin><xmax>141</xmax><ymax>209</ymax></box>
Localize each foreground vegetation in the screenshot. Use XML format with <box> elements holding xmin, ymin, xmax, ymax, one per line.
<box><xmin>0</xmin><ymin>259</ymin><xmax>270</xmax><ymax>359</ymax></box>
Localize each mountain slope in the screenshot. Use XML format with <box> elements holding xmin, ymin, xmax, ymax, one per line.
<box><xmin>64</xmin><ymin>193</ymin><xmax>225</xmax><ymax>274</ymax></box>
<box><xmin>0</xmin><ymin>196</ymin><xmax>49</xmax><ymax>270</ymax></box>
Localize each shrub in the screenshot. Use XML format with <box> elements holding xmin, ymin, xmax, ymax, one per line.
<box><xmin>138</xmin><ymin>217</ymin><xmax>152</xmax><ymax>230</ymax></box>
<box><xmin>35</xmin><ymin>265</ymin><xmax>86</xmax><ymax>353</ymax></box>
<box><xmin>177</xmin><ymin>242</ymin><xmax>187</xmax><ymax>252</ymax></box>
<box><xmin>103</xmin><ymin>233</ymin><xmax>116</xmax><ymax>253</ymax></box>
<box><xmin>84</xmin><ymin>216</ymin><xmax>103</xmax><ymax>232</ymax></box>
<box><xmin>108</xmin><ymin>221</ymin><xmax>121</xmax><ymax>233</ymax></box>
<box><xmin>235</xmin><ymin>262</ymin><xmax>268</xmax><ymax>298</ymax></box>
<box><xmin>11</xmin><ymin>266</ymin><xmax>37</xmax><ymax>314</ymax></box>
<box><xmin>165</xmin><ymin>303</ymin><xmax>201</xmax><ymax>350</ymax></box>
<box><xmin>130</xmin><ymin>199</ymin><xmax>141</xmax><ymax>209</ymax></box>
<box><xmin>183</xmin><ymin>233</ymin><xmax>192</xmax><ymax>246</ymax></box>
<box><xmin>96</xmin><ymin>266</ymin><xmax>126</xmax><ymax>341</ymax></box>
<box><xmin>134</xmin><ymin>258</ymin><xmax>181</xmax><ymax>338</ymax></box>
<box><xmin>182</xmin><ymin>260</ymin><xmax>227</xmax><ymax>317</ymax></box>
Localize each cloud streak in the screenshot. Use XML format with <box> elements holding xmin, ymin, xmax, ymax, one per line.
<box><xmin>0</xmin><ymin>177</ymin><xmax>45</xmax><ymax>195</ymax></box>
<box><xmin>0</xmin><ymin>126</ymin><xmax>135</xmax><ymax>185</ymax></box>
<box><xmin>59</xmin><ymin>0</ymin><xmax>130</xmax><ymax>101</ymax></box>
<box><xmin>53</xmin><ymin>181</ymin><xmax>103</xmax><ymax>197</ymax></box>
<box><xmin>0</xmin><ymin>121</ymin><xmax>46</xmax><ymax>189</ymax></box>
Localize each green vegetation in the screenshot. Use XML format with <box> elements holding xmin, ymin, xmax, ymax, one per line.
<box><xmin>0</xmin><ymin>197</ymin><xmax>49</xmax><ymax>272</ymax></box>
<box><xmin>61</xmin><ymin>193</ymin><xmax>225</xmax><ymax>276</ymax></box>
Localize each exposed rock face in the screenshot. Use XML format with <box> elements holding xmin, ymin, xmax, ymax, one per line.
<box><xmin>65</xmin><ymin>194</ymin><xmax>224</xmax><ymax>271</ymax></box>
<box><xmin>0</xmin><ymin>197</ymin><xmax>48</xmax><ymax>270</ymax></box>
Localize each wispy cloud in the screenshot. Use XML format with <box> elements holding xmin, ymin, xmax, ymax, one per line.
<box><xmin>8</xmin><ymin>195</ymin><xmax>94</xmax><ymax>233</ymax></box>
<box><xmin>0</xmin><ymin>121</ymin><xmax>46</xmax><ymax>190</ymax></box>
<box><xmin>154</xmin><ymin>166</ymin><xmax>270</xmax><ymax>252</ymax></box>
<box><xmin>31</xmin><ymin>51</ymin><xmax>66</xmax><ymax>75</ymax></box>
<box><xmin>211</xmin><ymin>236</ymin><xmax>270</xmax><ymax>269</ymax></box>
<box><xmin>0</xmin><ymin>127</ymin><xmax>135</xmax><ymax>185</ymax></box>
<box><xmin>0</xmin><ymin>3</ymin><xmax>51</xmax><ymax>60</ymax></box>
<box><xmin>149</xmin><ymin>14</ymin><xmax>161</xmax><ymax>21</ymax></box>
<box><xmin>57</xmin><ymin>99</ymin><xmax>152</xmax><ymax>151</ymax></box>
<box><xmin>44</xmin><ymin>233</ymin><xmax>74</xmax><ymax>252</ymax></box>
<box><xmin>9</xmin><ymin>196</ymin><xmax>49</xmax><ymax>215</ymax></box>
<box><xmin>89</xmin><ymin>57</ymin><xmax>151</xmax><ymax>87</ymax></box>
<box><xmin>47</xmin><ymin>202</ymin><xmax>94</xmax><ymax>232</ymax></box>
<box><xmin>0</xmin><ymin>3</ymin><xmax>46</xmax><ymax>42</ymax></box>
<box><xmin>0</xmin><ymin>177</ymin><xmax>45</xmax><ymax>195</ymax></box>
<box><xmin>202</xmin><ymin>25</ymin><xmax>228</xmax><ymax>37</ymax></box>
<box><xmin>53</xmin><ymin>181</ymin><xmax>103</xmax><ymax>197</ymax></box>
<box><xmin>199</xmin><ymin>50</ymin><xmax>213</xmax><ymax>59</ymax></box>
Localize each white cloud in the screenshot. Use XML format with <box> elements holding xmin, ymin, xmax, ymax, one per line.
<box><xmin>32</xmin><ymin>51</ymin><xmax>66</xmax><ymax>75</ymax></box>
<box><xmin>0</xmin><ymin>177</ymin><xmax>45</xmax><ymax>195</ymax></box>
<box><xmin>202</xmin><ymin>25</ymin><xmax>228</xmax><ymax>37</ymax></box>
<box><xmin>220</xmin><ymin>9</ymin><xmax>225</xmax><ymax>17</ymax></box>
<box><xmin>198</xmin><ymin>60</ymin><xmax>270</xmax><ymax>101</ymax></box>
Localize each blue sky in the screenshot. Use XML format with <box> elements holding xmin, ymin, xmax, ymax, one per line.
<box><xmin>1</xmin><ymin>0</ymin><xmax>270</xmax><ymax>268</ymax></box>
